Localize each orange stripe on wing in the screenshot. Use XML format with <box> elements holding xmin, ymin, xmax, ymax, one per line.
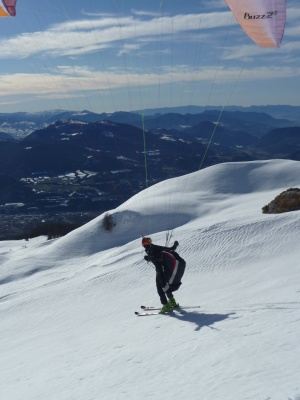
<box><xmin>0</xmin><ymin>7</ymin><xmax>9</xmax><ymax>17</ymax></box>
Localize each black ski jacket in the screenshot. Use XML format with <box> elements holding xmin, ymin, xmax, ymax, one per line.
<box><xmin>144</xmin><ymin>241</ymin><xmax>178</xmax><ymax>270</ymax></box>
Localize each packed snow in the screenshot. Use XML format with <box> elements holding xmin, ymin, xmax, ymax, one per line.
<box><xmin>1</xmin><ymin>159</ymin><xmax>300</xmax><ymax>400</ymax></box>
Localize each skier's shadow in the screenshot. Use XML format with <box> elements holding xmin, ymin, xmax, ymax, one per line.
<box><xmin>169</xmin><ymin>309</ymin><xmax>237</xmax><ymax>331</ymax></box>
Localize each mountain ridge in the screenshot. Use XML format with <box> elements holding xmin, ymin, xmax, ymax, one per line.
<box><xmin>0</xmin><ymin>106</ymin><xmax>297</xmax><ymax>139</ymax></box>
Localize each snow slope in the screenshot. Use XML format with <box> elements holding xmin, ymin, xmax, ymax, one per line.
<box><xmin>1</xmin><ymin>159</ymin><xmax>300</xmax><ymax>400</ymax></box>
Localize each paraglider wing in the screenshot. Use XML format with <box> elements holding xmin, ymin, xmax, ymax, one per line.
<box><xmin>0</xmin><ymin>0</ymin><xmax>16</xmax><ymax>17</ymax></box>
<box><xmin>224</xmin><ymin>0</ymin><xmax>286</xmax><ymax>47</ymax></box>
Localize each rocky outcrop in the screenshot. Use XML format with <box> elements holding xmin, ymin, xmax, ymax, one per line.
<box><xmin>262</xmin><ymin>188</ymin><xmax>300</xmax><ymax>214</ymax></box>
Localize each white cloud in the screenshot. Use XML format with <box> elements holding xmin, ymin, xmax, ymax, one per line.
<box><xmin>131</xmin><ymin>9</ymin><xmax>162</xmax><ymax>17</ymax></box>
<box><xmin>287</xmin><ymin>6</ymin><xmax>300</xmax><ymax>20</ymax></box>
<box><xmin>222</xmin><ymin>39</ymin><xmax>300</xmax><ymax>61</ymax></box>
<box><xmin>285</xmin><ymin>25</ymin><xmax>300</xmax><ymax>37</ymax></box>
<box><xmin>202</xmin><ymin>0</ymin><xmax>227</xmax><ymax>10</ymax></box>
<box><xmin>118</xmin><ymin>43</ymin><xmax>142</xmax><ymax>56</ymax></box>
<box><xmin>0</xmin><ymin>11</ymin><xmax>233</xmax><ymax>59</ymax></box>
<box><xmin>0</xmin><ymin>63</ymin><xmax>299</xmax><ymax>101</ymax></box>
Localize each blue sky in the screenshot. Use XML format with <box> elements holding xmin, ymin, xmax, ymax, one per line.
<box><xmin>0</xmin><ymin>0</ymin><xmax>299</xmax><ymax>113</ymax></box>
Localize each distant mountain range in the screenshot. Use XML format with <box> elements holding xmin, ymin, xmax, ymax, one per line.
<box><xmin>134</xmin><ymin>105</ymin><xmax>300</xmax><ymax>123</ymax></box>
<box><xmin>0</xmin><ymin>107</ymin><xmax>299</xmax><ymax>237</ymax></box>
<box><xmin>0</xmin><ymin>105</ymin><xmax>298</xmax><ymax>139</ymax></box>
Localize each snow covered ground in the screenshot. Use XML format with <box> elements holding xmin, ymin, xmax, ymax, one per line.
<box><xmin>1</xmin><ymin>159</ymin><xmax>300</xmax><ymax>400</ymax></box>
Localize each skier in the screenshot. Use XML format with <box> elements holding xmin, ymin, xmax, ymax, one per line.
<box><xmin>142</xmin><ymin>237</ymin><xmax>186</xmax><ymax>314</ymax></box>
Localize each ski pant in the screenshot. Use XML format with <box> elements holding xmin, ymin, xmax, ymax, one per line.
<box><xmin>156</xmin><ymin>268</ymin><xmax>173</xmax><ymax>305</ymax></box>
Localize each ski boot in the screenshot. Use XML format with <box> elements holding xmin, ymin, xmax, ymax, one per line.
<box><xmin>168</xmin><ymin>296</ymin><xmax>179</xmax><ymax>308</ymax></box>
<box><xmin>159</xmin><ymin>302</ymin><xmax>172</xmax><ymax>314</ymax></box>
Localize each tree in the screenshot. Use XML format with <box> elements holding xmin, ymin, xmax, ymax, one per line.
<box><xmin>102</xmin><ymin>213</ymin><xmax>115</xmax><ymax>231</ymax></box>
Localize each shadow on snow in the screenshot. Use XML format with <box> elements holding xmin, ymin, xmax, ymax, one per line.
<box><xmin>169</xmin><ymin>309</ymin><xmax>237</xmax><ymax>331</ymax></box>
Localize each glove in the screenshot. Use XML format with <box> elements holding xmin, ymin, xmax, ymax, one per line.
<box><xmin>174</xmin><ymin>240</ymin><xmax>179</xmax><ymax>247</ymax></box>
<box><xmin>144</xmin><ymin>255</ymin><xmax>149</xmax><ymax>261</ymax></box>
